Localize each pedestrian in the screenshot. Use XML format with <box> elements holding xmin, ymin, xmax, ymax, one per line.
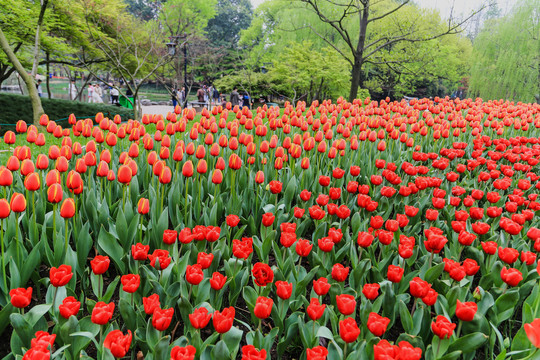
<box><xmin>178</xmin><ymin>87</ymin><xmax>185</xmax><ymax>107</ymax></box>
<box><xmin>69</xmin><ymin>79</ymin><xmax>78</xmax><ymax>101</ymax></box>
<box><xmin>242</xmin><ymin>92</ymin><xmax>251</xmax><ymax>110</ymax></box>
<box><xmin>197</xmin><ymin>86</ymin><xmax>205</xmax><ymax>104</ymax></box>
<box><xmin>212</xmin><ymin>86</ymin><xmax>219</xmax><ymax>106</ymax></box>
<box><xmin>230</xmin><ymin>87</ymin><xmax>240</xmax><ymax>107</ymax></box>
<box><xmin>110</xmin><ymin>86</ymin><xmax>119</xmax><ymax>105</ymax></box>
<box><xmin>88</xmin><ymin>83</ymin><xmax>94</xmax><ymax>103</ymax></box>
<box><xmin>93</xmin><ymin>84</ymin><xmax>103</xmax><ymax>103</ymax></box>
<box><xmin>36</xmin><ymin>80</ymin><xmax>43</xmax><ymax>97</ymax></box>
<box><xmin>171</xmin><ymin>88</ymin><xmax>178</xmax><ymax>107</ymax></box>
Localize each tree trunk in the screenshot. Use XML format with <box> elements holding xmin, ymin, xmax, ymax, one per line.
<box><xmin>0</xmin><ymin>27</ymin><xmax>44</xmax><ymax>124</ymax></box>
<box><xmin>348</xmin><ymin>1</ymin><xmax>370</xmax><ymax>102</ymax></box>
<box><xmin>31</xmin><ymin>0</ymin><xmax>50</xmax><ymax>77</ymax></box>
<box><xmin>349</xmin><ymin>60</ymin><xmax>363</xmax><ymax>101</ymax></box>
<box><xmin>46</xmin><ymin>52</ymin><xmax>52</xmax><ymax>99</ymax></box>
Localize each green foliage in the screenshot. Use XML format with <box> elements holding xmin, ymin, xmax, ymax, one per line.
<box><xmin>0</xmin><ymin>93</ymin><xmax>133</xmax><ymax>133</ymax></box>
<box><xmin>240</xmin><ymin>0</ymin><xmax>473</xmax><ymax>100</ymax></box>
<box><xmin>469</xmin><ymin>0</ymin><xmax>540</xmax><ymax>103</ymax></box>
<box><xmin>206</xmin><ymin>0</ymin><xmax>253</xmax><ymax>48</ymax></box>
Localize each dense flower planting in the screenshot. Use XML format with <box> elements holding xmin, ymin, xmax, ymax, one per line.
<box><xmin>1</xmin><ymin>97</ymin><xmax>540</xmax><ymax>359</ymax></box>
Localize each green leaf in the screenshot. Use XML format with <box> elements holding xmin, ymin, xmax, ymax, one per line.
<box><xmin>211</xmin><ymin>339</ymin><xmax>231</xmax><ymax>360</ymax></box>
<box><xmin>424</xmin><ymin>262</ymin><xmax>445</xmax><ymax>284</ymax></box>
<box><xmin>398</xmin><ymin>300</ymin><xmax>413</xmax><ymax>333</ymax></box>
<box><xmin>97</xmin><ymin>227</ymin><xmax>126</xmax><ymax>274</ymax></box>
<box><xmin>316</xmin><ymin>326</ymin><xmax>334</xmax><ymax>340</ymax></box>
<box><xmin>222</xmin><ymin>326</ymin><xmax>243</xmax><ymax>357</ymax></box>
<box><xmin>447</xmin><ymin>332</ymin><xmax>488</xmax><ymax>354</ymax></box>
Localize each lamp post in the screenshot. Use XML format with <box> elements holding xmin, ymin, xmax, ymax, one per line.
<box><xmin>166</xmin><ymin>34</ymin><xmax>188</xmax><ymax>90</ymax></box>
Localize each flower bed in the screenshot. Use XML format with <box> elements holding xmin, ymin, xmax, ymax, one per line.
<box><xmin>1</xmin><ymin>97</ymin><xmax>540</xmax><ymax>359</ymax></box>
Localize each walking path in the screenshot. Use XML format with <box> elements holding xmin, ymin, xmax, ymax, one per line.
<box><xmin>141</xmin><ymin>105</ymin><xmax>175</xmax><ymax>117</ymax></box>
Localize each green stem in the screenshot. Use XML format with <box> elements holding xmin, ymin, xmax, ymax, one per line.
<box><xmin>98</xmin><ymin>275</ymin><xmax>103</xmax><ymax>300</ymax></box>
<box><xmin>185</xmin><ymin>181</ymin><xmax>189</xmax><ymax>224</ymax></box>
<box><xmin>139</xmin><ymin>215</ymin><xmax>143</xmax><ymax>244</ymax></box>
<box><xmin>15</xmin><ymin>214</ymin><xmax>20</xmax><ymax>265</ymax></box>
<box><xmin>64</xmin><ymin>218</ymin><xmax>69</xmax><ymax>260</ymax></box>
<box><xmin>1</xmin><ymin>220</ymin><xmax>6</xmax><ymax>291</ymax></box>
<box><xmin>456</xmin><ymin>320</ymin><xmax>462</xmax><ymax>338</ymax></box>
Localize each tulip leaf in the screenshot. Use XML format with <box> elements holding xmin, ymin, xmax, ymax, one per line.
<box><xmin>316</xmin><ymin>326</ymin><xmax>334</xmax><ymax>340</ymax></box>
<box><xmin>438</xmin><ymin>351</ymin><xmax>463</xmax><ymax>360</ymax></box>
<box><xmin>154</xmin><ymin>335</ymin><xmax>171</xmax><ymax>359</ymax></box>
<box><xmin>102</xmin><ymin>276</ymin><xmax>120</xmax><ymax>303</ymax></box>
<box><xmin>211</xmin><ymin>340</ymin><xmax>230</xmax><ymax>360</ymax></box>
<box><xmin>277</xmin><ymin>312</ymin><xmax>300</xmax><ymax>358</ymax></box>
<box><xmin>118</xmin><ymin>298</ymin><xmax>137</xmax><ymax>331</ymax></box>
<box><xmin>70</xmin><ymin>331</ymin><xmax>100</xmax><ymax>349</ymax></box>
<box><xmin>447</xmin><ymin>332</ymin><xmax>488</xmax><ymax>354</ymax></box>
<box><xmin>9</xmin><ymin>260</ymin><xmax>21</xmax><ymax>290</ymax></box>
<box><xmin>115</xmin><ymin>207</ymin><xmax>129</xmax><ymax>250</ymax></box>
<box><xmin>9</xmin><ymin>313</ymin><xmax>32</xmax><ymax>349</ymax></box>
<box><xmin>424</xmin><ymin>262</ymin><xmax>445</xmax><ymax>284</ymax></box>
<box><xmin>398</xmin><ymin>300</ymin><xmax>413</xmax><ymax>333</ymax></box>
<box><xmin>222</xmin><ymin>326</ymin><xmax>243</xmax><ymax>358</ymax></box>
<box><xmin>25</xmin><ymin>304</ymin><xmax>51</xmax><ymax>327</ymax></box>
<box><xmin>327</xmin><ymin>339</ymin><xmax>344</xmax><ymax>360</ymax></box>
<box><xmin>283</xmin><ymin>176</ymin><xmax>297</xmax><ymax>209</ymax></box>
<box><xmin>294</xmin><ymin>265</ymin><xmax>319</xmax><ymax>298</ymax></box>
<box><xmin>97</xmin><ymin>227</ymin><xmax>126</xmax><ymax>274</ymax></box>
<box><xmin>492</xmin><ymin>289</ymin><xmax>519</xmax><ymax>325</ymax></box>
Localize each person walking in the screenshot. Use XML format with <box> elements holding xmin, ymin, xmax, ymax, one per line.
<box><xmin>171</xmin><ymin>88</ymin><xmax>178</xmax><ymax>107</ymax></box>
<box><xmin>230</xmin><ymin>87</ymin><xmax>240</xmax><ymax>107</ymax></box>
<box><xmin>110</xmin><ymin>86</ymin><xmax>119</xmax><ymax>105</ymax></box>
<box><xmin>212</xmin><ymin>86</ymin><xmax>219</xmax><ymax>106</ymax></box>
<box><xmin>69</xmin><ymin>80</ymin><xmax>77</xmax><ymax>100</ymax></box>
<box><xmin>197</xmin><ymin>86</ymin><xmax>205</xmax><ymax>104</ymax></box>
<box><xmin>178</xmin><ymin>87</ymin><xmax>185</xmax><ymax>107</ymax></box>
<box><xmin>36</xmin><ymin>80</ymin><xmax>43</xmax><ymax>97</ymax></box>
<box><xmin>87</xmin><ymin>84</ymin><xmax>94</xmax><ymax>103</ymax></box>
<box><xmin>93</xmin><ymin>84</ymin><xmax>103</xmax><ymax>103</ymax></box>
<box><xmin>242</xmin><ymin>92</ymin><xmax>251</xmax><ymax>110</ymax></box>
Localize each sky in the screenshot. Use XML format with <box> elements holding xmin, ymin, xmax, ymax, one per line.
<box><xmin>249</xmin><ymin>0</ymin><xmax>516</xmax><ymax>18</ymax></box>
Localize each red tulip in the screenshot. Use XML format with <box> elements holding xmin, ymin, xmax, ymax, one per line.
<box><xmin>253</xmin><ymin>296</ymin><xmax>274</xmax><ymax>319</ymax></box>
<box><xmin>9</xmin><ymin>287</ymin><xmax>32</xmax><ymax>308</ymax></box>
<box><xmin>455</xmin><ymin>300</ymin><xmax>477</xmax><ymax>321</ymax></box>
<box><xmin>171</xmin><ymin>345</ymin><xmax>196</xmax><ymax>360</ymax></box>
<box><xmin>252</xmin><ymin>262</ymin><xmax>274</xmax><ymax>287</ymax></box>
<box><xmin>241</xmin><ymin>345</ymin><xmax>266</xmax><ymax>360</ymax></box>
<box><xmin>186</xmin><ymin>264</ymin><xmax>204</xmax><ymax>285</ymax></box>
<box><xmin>525</xmin><ymin>319</ymin><xmax>540</xmax><ymax>348</ymax></box>
<box><xmin>339</xmin><ymin>317</ymin><xmax>360</xmax><ymax>343</ymax></box>
<box><xmin>431</xmin><ymin>315</ymin><xmax>456</xmax><ymax>339</ymax></box>
<box><xmin>50</xmin><ymin>265</ymin><xmax>73</xmax><ymax>287</ymax></box>
<box><xmin>121</xmin><ymin>274</ymin><xmax>140</xmax><ymax>293</ymax></box>
<box><xmin>336</xmin><ymin>294</ymin><xmax>356</xmax><ymax>315</ymax></box>
<box><xmin>213</xmin><ymin>307</ymin><xmax>235</xmax><ymax>333</ymax></box>
<box><xmin>307</xmin><ymin>298</ymin><xmax>326</xmax><ymax>320</ymax></box>
<box><xmin>104</xmin><ymin>330</ymin><xmax>132</xmax><ymax>358</ymax></box>
<box><xmin>152</xmin><ymin>307</ymin><xmax>174</xmax><ymax>331</ymax></box>
<box><xmin>189</xmin><ymin>307</ymin><xmax>212</xmax><ymax>329</ymax></box>
<box><xmin>91</xmin><ymin>301</ymin><xmax>115</xmax><ymax>325</ymax></box>
<box><xmin>59</xmin><ymin>296</ymin><xmax>81</xmax><ymax>319</ymax></box>
<box><xmin>367</xmin><ymin>312</ymin><xmax>390</xmax><ymax>337</ymax></box>
<box><xmin>275</xmin><ymin>281</ymin><xmax>293</xmax><ymax>300</ymax></box>
<box><xmin>143</xmin><ymin>294</ymin><xmax>160</xmax><ymax>315</ymax></box>
<box><xmin>210</xmin><ymin>272</ymin><xmax>227</xmax><ymax>290</ymax></box>
<box><xmin>306</xmin><ymin>346</ymin><xmax>329</xmax><ymax>360</ymax></box>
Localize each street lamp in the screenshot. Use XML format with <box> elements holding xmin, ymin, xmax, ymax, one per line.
<box><xmin>167</xmin><ymin>35</ymin><xmax>188</xmax><ymax>91</ymax></box>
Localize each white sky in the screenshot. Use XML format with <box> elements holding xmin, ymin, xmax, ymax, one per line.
<box><xmin>249</xmin><ymin>0</ymin><xmax>516</xmax><ymax>18</ymax></box>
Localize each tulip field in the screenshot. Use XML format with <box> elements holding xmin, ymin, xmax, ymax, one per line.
<box><xmin>2</xmin><ymin>96</ymin><xmax>540</xmax><ymax>360</ymax></box>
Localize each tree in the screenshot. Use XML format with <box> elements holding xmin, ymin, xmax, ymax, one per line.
<box><xmin>78</xmin><ymin>0</ymin><xmax>172</xmax><ymax>119</ymax></box>
<box><xmin>206</xmin><ymin>0</ymin><xmax>253</xmax><ymax>48</ymax></box>
<box><xmin>0</xmin><ymin>0</ymin><xmax>51</xmax><ymax>124</ymax></box>
<box><xmin>243</xmin><ymin>0</ymin><xmax>481</xmax><ymax>101</ymax></box>
<box><xmin>469</xmin><ymin>0</ymin><xmax>539</xmax><ymax>103</ymax></box>
<box><xmin>0</xmin><ymin>27</ymin><xmax>44</xmax><ymax>124</ymax></box>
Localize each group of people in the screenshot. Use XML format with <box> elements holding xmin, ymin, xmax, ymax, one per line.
<box><xmin>171</xmin><ymin>84</ymin><xmax>221</xmax><ymax>108</ymax></box>
<box><xmin>67</xmin><ymin>80</ymin><xmax>125</xmax><ymax>105</ymax></box>
<box><xmin>229</xmin><ymin>87</ymin><xmax>251</xmax><ymax>109</ymax></box>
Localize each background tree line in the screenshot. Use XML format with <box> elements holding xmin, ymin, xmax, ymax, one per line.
<box><xmin>0</xmin><ymin>0</ymin><xmax>538</xmax><ymax>124</ymax></box>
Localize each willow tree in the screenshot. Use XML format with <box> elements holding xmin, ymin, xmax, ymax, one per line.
<box><xmin>469</xmin><ymin>0</ymin><xmax>539</xmax><ymax>103</ymax></box>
